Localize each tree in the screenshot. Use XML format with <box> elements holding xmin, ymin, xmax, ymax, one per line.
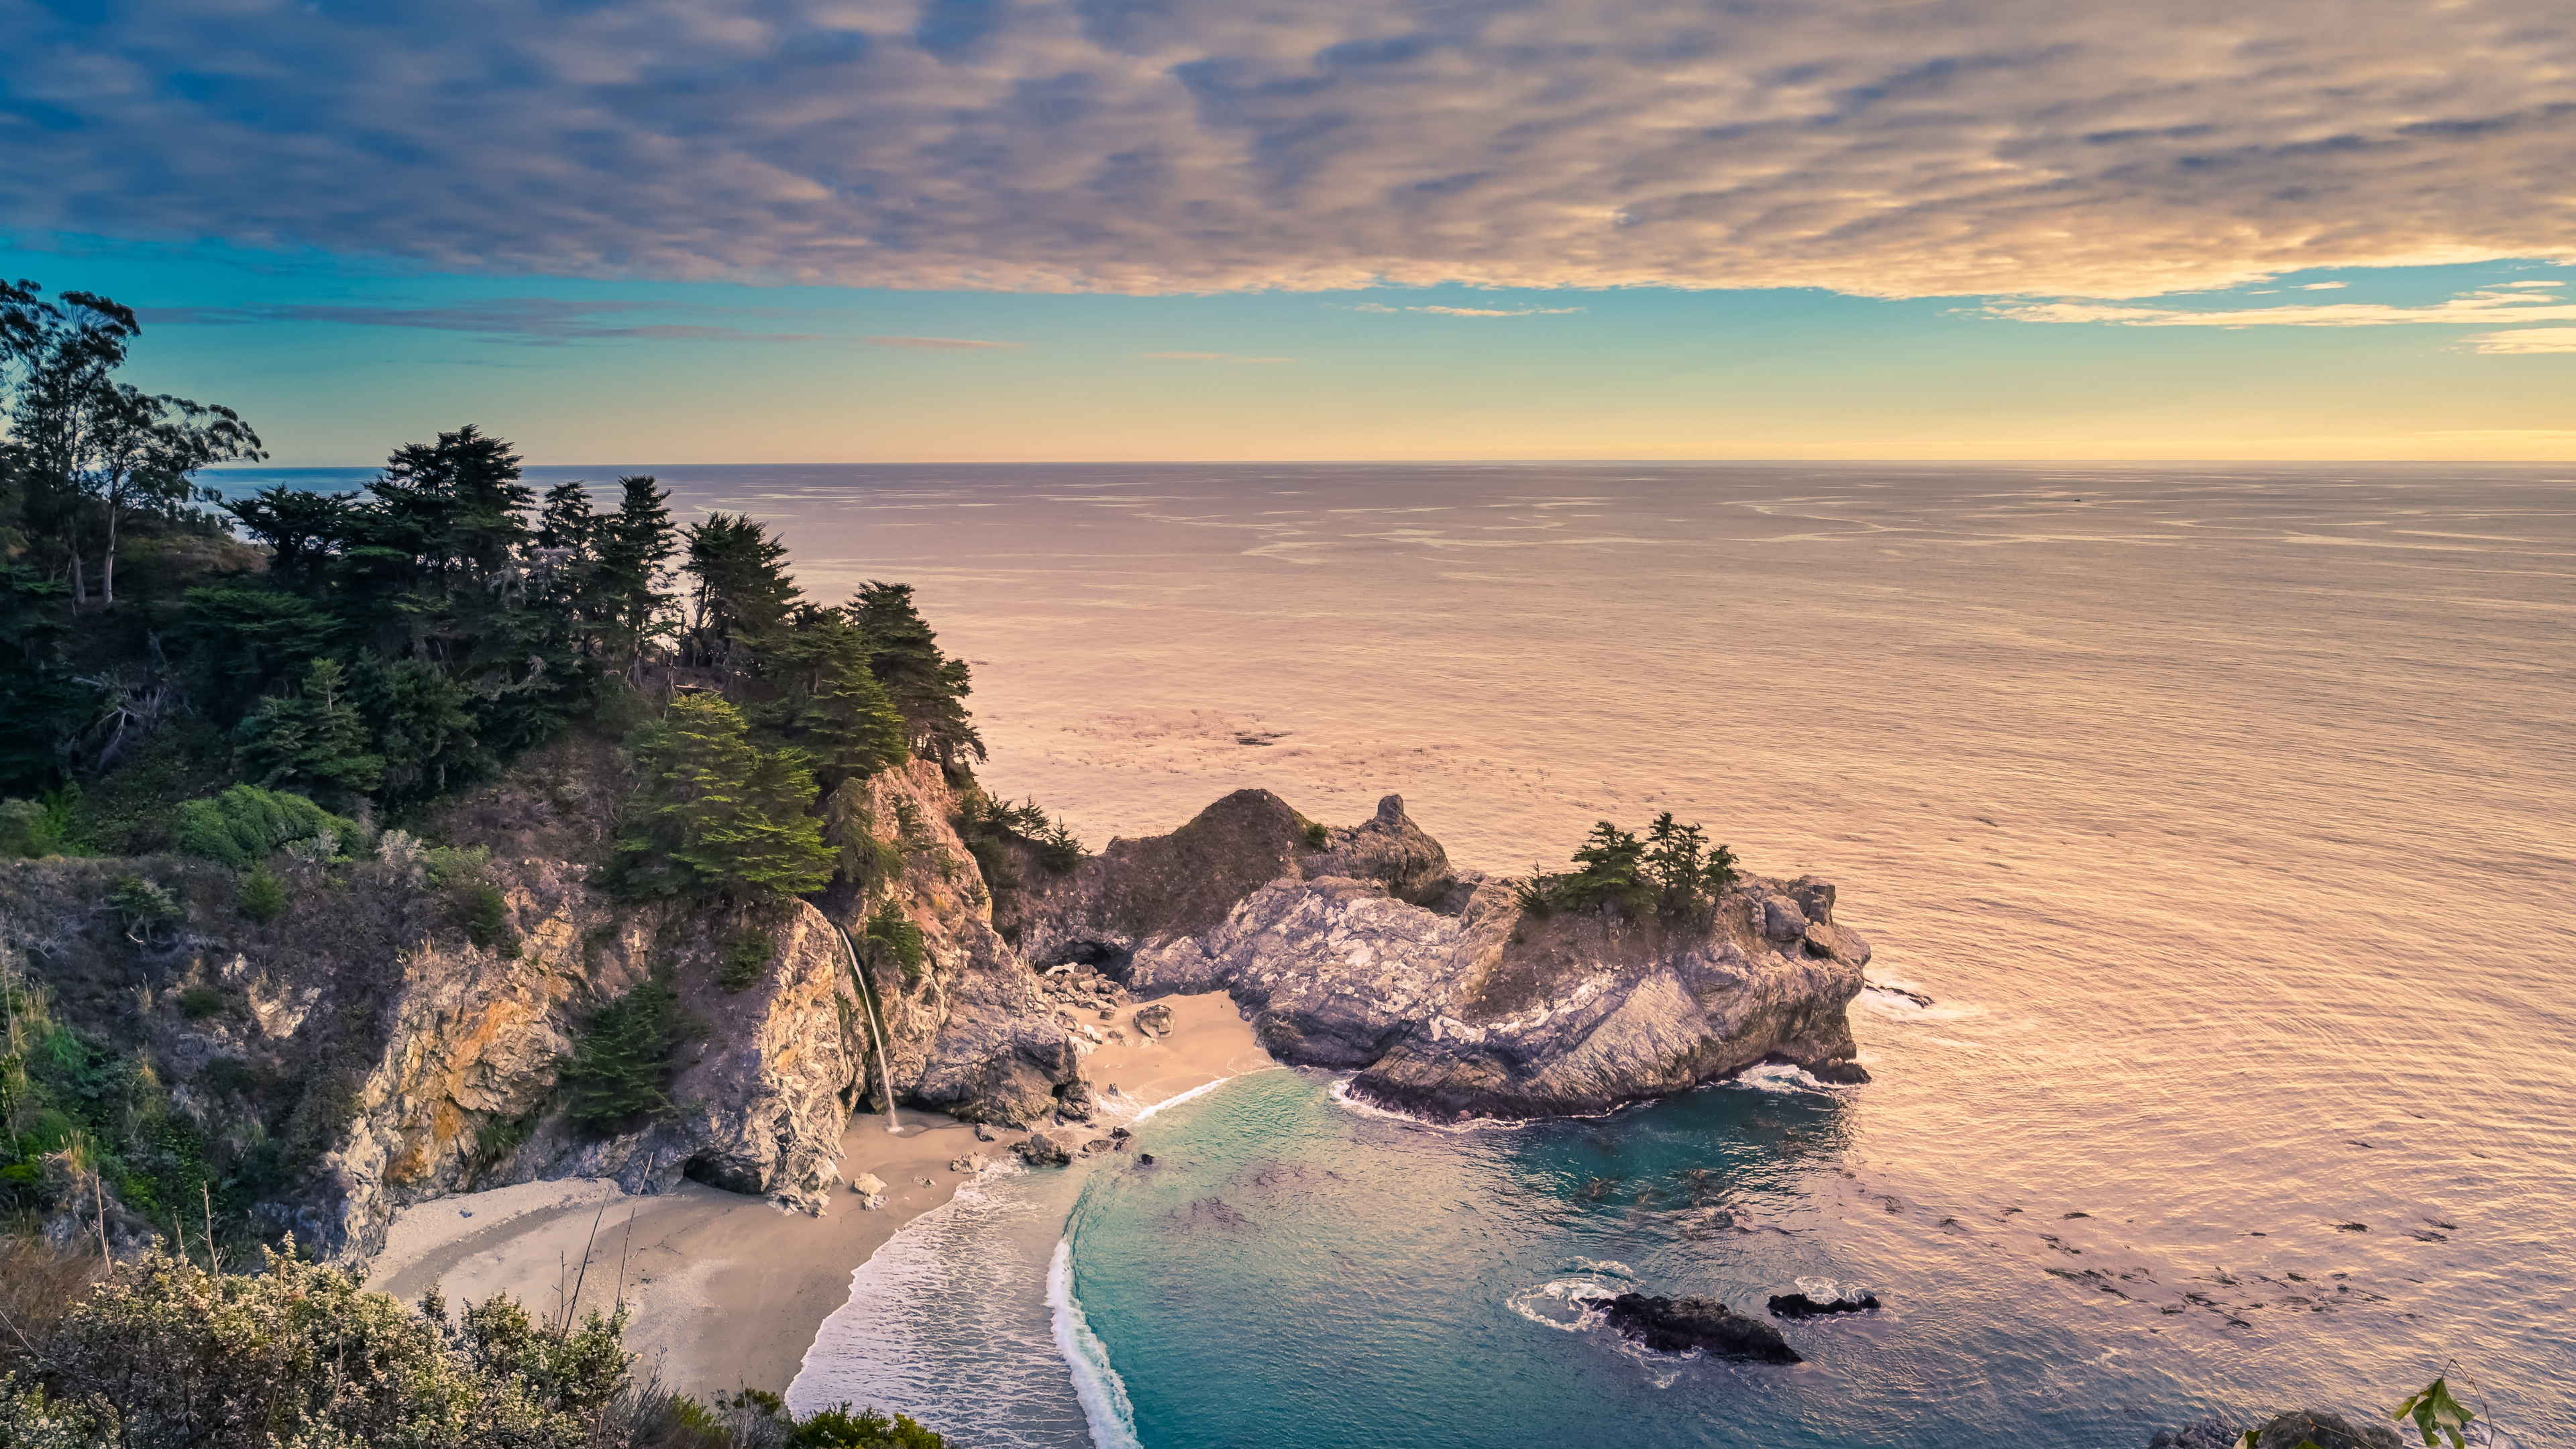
<box><xmin>854</xmin><ymin>581</ymin><xmax>985</xmax><ymax>770</ymax></box>
<box><xmin>233</xmin><ymin>657</ymin><xmax>385</xmax><ymax>803</ymax></box>
<box><xmin>610</xmin><ymin>694</ymin><xmax>833</xmax><ymax>900</ymax></box>
<box><xmin>592</xmin><ymin>475</ymin><xmax>676</xmax><ymax>677</ymax></box>
<box><xmin>749</xmin><ymin>605</ymin><xmax>908</xmax><ymax>789</ymax></box>
<box><xmin>0</xmin><ymin>284</ymin><xmax>262</xmax><ymax>610</ymax></box>
<box><xmin>559</xmin><ymin>978</ymin><xmax>686</xmax><ymax>1129</ymax></box>
<box><xmin>1558</xmin><ymin>821</ymin><xmax>1648</xmax><ymax>912</ymax></box>
<box><xmin>684</xmin><ymin>512</ymin><xmax>799</xmax><ymax>666</ymax></box>
<box><xmin>356</xmin><ymin>654</ymin><xmax>490</xmax><ymax>806</ymax></box>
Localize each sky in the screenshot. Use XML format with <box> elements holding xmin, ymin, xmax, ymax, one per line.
<box><xmin>5</xmin><ymin>0</ymin><xmax>2573</xmax><ymax>462</ymax></box>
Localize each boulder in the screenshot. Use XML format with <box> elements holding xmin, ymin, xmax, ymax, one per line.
<box><xmin>847</xmin><ymin>1172</ymin><xmax>887</xmax><ymax>1196</ymax></box>
<box><xmin>1014</xmin><ymin>1131</ymin><xmax>1074</xmax><ymax>1167</ymax></box>
<box><xmin>1762</xmin><ymin>897</ymin><xmax>1811</xmax><ymax>941</ymax></box>
<box><xmin>2251</xmin><ymin>1410</ymin><xmax>2403</xmax><ymax>1449</ymax></box>
<box><xmin>948</xmin><ymin>1155</ymin><xmax>988</xmax><ymax>1173</ymax></box>
<box><xmin>1134</xmin><ymin>1004</ymin><xmax>1175</xmax><ymax>1038</ymax></box>
<box><xmin>1575</xmin><ymin>1293</ymin><xmax>1802</xmax><ymax>1363</ymax></box>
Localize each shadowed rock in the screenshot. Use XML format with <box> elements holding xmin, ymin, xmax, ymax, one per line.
<box><xmin>1574</xmin><ymin>1292</ymin><xmax>1803</xmax><ymax>1362</ymax></box>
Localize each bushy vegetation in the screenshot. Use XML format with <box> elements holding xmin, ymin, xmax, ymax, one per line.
<box><xmin>0</xmin><ymin>1241</ymin><xmax>948</xmax><ymax>1448</ymax></box>
<box><xmin>170</xmin><ymin>785</ymin><xmax>356</xmax><ymax>869</ymax></box>
<box><xmin>718</xmin><ymin>926</ymin><xmax>777</xmax><ymax>994</ymax></box>
<box><xmin>951</xmin><ymin>790</ymin><xmax>1087</xmax><ymax>900</ymax></box>
<box><xmin>1516</xmin><ymin>812</ymin><xmax>1740</xmax><ymax>918</ymax></box>
<box><xmin>860</xmin><ymin>900</ymin><xmax>927</xmax><ymax>989</ymax></box>
<box><xmin>559</xmin><ymin>979</ymin><xmax>688</xmax><ymax>1132</ymax></box>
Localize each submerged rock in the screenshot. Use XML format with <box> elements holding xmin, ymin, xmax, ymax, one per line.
<box><xmin>1574</xmin><ymin>1293</ymin><xmax>1803</xmax><ymax>1363</ymax></box>
<box><xmin>1768</xmin><ymin>1289</ymin><xmax>1881</xmax><ymax>1318</ymax></box>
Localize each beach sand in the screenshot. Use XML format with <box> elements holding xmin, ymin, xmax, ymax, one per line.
<box><xmin>365</xmin><ymin>990</ymin><xmax>1271</xmax><ymax>1398</ymax></box>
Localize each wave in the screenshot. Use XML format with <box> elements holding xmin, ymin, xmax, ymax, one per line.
<box><xmin>787</xmin><ymin>1165</ymin><xmax>1095</xmax><ymax>1447</ymax></box>
<box><xmin>1048</xmin><ymin>1240</ymin><xmax>1142</xmax><ymax>1449</ymax></box>
<box><xmin>1507</xmin><ymin>1276</ymin><xmax>1623</xmax><ymax>1333</ymax></box>
<box><xmin>1722</xmin><ymin>1063</ymin><xmax>1849</xmax><ymax>1096</ymax></box>
<box><xmin>1325</xmin><ymin>1076</ymin><xmax>1538</xmax><ymax>1132</ymax></box>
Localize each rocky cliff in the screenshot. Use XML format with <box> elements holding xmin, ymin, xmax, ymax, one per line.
<box><xmin>1016</xmin><ymin>792</ymin><xmax>1871</xmax><ymax>1120</ymax></box>
<box><xmin>0</xmin><ymin>755</ymin><xmax>1871</xmax><ymax>1257</ymax></box>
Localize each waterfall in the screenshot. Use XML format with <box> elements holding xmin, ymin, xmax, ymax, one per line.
<box><xmin>835</xmin><ymin>921</ymin><xmax>905</xmax><ymax>1136</ymax></box>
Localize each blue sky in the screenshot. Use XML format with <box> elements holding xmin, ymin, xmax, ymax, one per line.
<box><xmin>5</xmin><ymin>0</ymin><xmax>2573</xmax><ymax>461</ymax></box>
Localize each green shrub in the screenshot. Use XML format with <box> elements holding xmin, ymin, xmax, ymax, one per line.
<box><xmin>237</xmin><ymin>866</ymin><xmax>287</xmax><ymax>922</ymax></box>
<box><xmin>719</xmin><ymin>927</ymin><xmax>776</xmax><ymax>993</ymax></box>
<box><xmin>0</xmin><ymin>1243</ymin><xmax>631</xmax><ymax>1447</ymax></box>
<box><xmin>465</xmin><ymin>881</ymin><xmax>513</xmax><ymax>951</ymax></box>
<box><xmin>106</xmin><ymin>875</ymin><xmax>183</xmax><ymax>944</ymax></box>
<box><xmin>175</xmin><ymin>985</ymin><xmax>225</xmax><ymax>1020</ymax></box>
<box><xmin>0</xmin><ymin>793</ymin><xmax>74</xmax><ymax>858</ymax></box>
<box><xmin>560</xmin><ymin>979</ymin><xmax>685</xmax><ymax>1131</ymax></box>
<box><xmin>171</xmin><ymin>784</ymin><xmax>358</xmax><ymax>869</ymax></box>
<box><xmin>863</xmin><ymin>900</ymin><xmax>927</xmax><ymax>989</ymax></box>
<box><xmin>1301</xmin><ymin>820</ymin><xmax>1329</xmax><ymax>851</ymax></box>
<box><xmin>201</xmin><ymin>1057</ymin><xmax>256</xmax><ymax>1095</ymax></box>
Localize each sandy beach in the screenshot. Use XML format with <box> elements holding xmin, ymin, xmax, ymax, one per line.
<box><xmin>366</xmin><ymin>990</ymin><xmax>1272</xmax><ymax>1398</ymax></box>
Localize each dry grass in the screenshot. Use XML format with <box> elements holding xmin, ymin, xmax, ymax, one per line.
<box><xmin>0</xmin><ymin>1232</ymin><xmax>104</xmax><ymax>1371</ymax></box>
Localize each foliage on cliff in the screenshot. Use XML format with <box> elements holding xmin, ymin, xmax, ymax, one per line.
<box><xmin>0</xmin><ymin>1240</ymin><xmax>947</xmax><ymax>1448</ymax></box>
<box><xmin>1516</xmin><ymin>812</ymin><xmax>1739</xmax><ymax>918</ymax></box>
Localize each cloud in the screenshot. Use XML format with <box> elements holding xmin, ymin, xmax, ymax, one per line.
<box><xmin>140</xmin><ymin>297</ymin><xmax>839</xmax><ymax>345</ymax></box>
<box><xmin>2295</xmin><ymin>282</ymin><xmax>2349</xmax><ymax>290</ymax></box>
<box><xmin>1411</xmin><ymin>306</ymin><xmax>1585</xmax><ymax>317</ymax></box>
<box><xmin>7</xmin><ymin>0</ymin><xmax>2575</xmax><ymax>299</ymax></box>
<box><xmin>2467</xmin><ymin>329</ymin><xmax>2576</xmax><ymax>354</ymax></box>
<box><xmin>1990</xmin><ymin>289</ymin><xmax>2576</xmax><ymax>328</ymax></box>
<box><xmin>861</xmin><ymin>335</ymin><xmax>1023</xmax><ymax>349</ymax></box>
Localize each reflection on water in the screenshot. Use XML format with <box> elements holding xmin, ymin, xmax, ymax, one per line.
<box><xmin>207</xmin><ymin>462</ymin><xmax>2569</xmax><ymax>1444</ymax></box>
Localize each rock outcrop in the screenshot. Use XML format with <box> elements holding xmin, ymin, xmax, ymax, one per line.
<box><xmin>2248</xmin><ymin>1411</ymin><xmax>2403</xmax><ymax>1449</ymax></box>
<box><xmin>1574</xmin><ymin>1293</ymin><xmax>1803</xmax><ymax>1362</ymax></box>
<box><xmin>1018</xmin><ymin>791</ymin><xmax>1872</xmax><ymax>1120</ymax></box>
<box><xmin>2147</xmin><ymin>1419</ymin><xmax>2245</xmax><ymax>1449</ymax></box>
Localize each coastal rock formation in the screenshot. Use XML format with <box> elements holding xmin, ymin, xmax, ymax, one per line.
<box><xmin>1017</xmin><ymin>791</ymin><xmax>1870</xmax><ymax>1120</ymax></box>
<box><xmin>1574</xmin><ymin>1293</ymin><xmax>1803</xmax><ymax>1362</ymax></box>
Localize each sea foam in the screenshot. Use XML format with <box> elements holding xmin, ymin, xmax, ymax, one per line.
<box><xmin>1048</xmin><ymin>1240</ymin><xmax>1142</xmax><ymax>1449</ymax></box>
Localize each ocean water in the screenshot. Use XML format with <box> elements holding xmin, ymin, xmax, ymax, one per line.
<box><xmin>218</xmin><ymin>463</ymin><xmax>2576</xmax><ymax>1444</ymax></box>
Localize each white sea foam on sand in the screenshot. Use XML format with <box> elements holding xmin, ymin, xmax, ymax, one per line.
<box><xmin>1047</xmin><ymin>1240</ymin><xmax>1142</xmax><ymax>1449</ymax></box>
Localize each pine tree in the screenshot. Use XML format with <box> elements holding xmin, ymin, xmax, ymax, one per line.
<box><xmin>683</xmin><ymin>513</ymin><xmax>799</xmax><ymax>665</ymax></box>
<box><xmin>749</xmin><ymin>605</ymin><xmax>908</xmax><ymax>789</ymax></box>
<box><xmin>611</xmin><ymin>694</ymin><xmax>833</xmax><ymax>900</ymax></box>
<box><xmin>233</xmin><ymin>657</ymin><xmax>385</xmax><ymax>803</ymax></box>
<box><xmin>854</xmin><ymin>581</ymin><xmax>985</xmax><ymax>770</ymax></box>
<box><xmin>592</xmin><ymin>476</ymin><xmax>676</xmax><ymax>676</ymax></box>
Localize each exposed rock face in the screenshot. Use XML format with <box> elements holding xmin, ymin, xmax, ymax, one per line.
<box><xmin>839</xmin><ymin>761</ymin><xmax>1083</xmax><ymax>1128</ymax></box>
<box><xmin>1574</xmin><ymin>1293</ymin><xmax>1803</xmax><ymax>1362</ymax></box>
<box><xmin>1018</xmin><ymin>792</ymin><xmax>1870</xmax><ymax>1120</ymax></box>
<box><xmin>320</xmin><ymin>866</ymin><xmax>875</xmax><ymax>1257</ymax></box>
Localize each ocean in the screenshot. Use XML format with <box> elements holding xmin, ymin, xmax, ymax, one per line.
<box><xmin>214</xmin><ymin>462</ymin><xmax>2576</xmax><ymax>1446</ymax></box>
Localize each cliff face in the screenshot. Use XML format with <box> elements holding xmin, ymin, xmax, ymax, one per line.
<box><xmin>0</xmin><ymin>753</ymin><xmax>1083</xmax><ymax>1262</ymax></box>
<box><xmin>842</xmin><ymin>761</ymin><xmax>1082</xmax><ymax>1128</ymax></box>
<box><xmin>1018</xmin><ymin>793</ymin><xmax>1871</xmax><ymax>1120</ymax></box>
